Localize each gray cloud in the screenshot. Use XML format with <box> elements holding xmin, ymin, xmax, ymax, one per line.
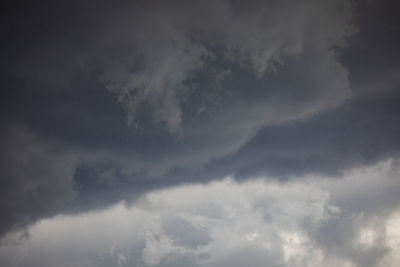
<box><xmin>0</xmin><ymin>126</ymin><xmax>78</xmax><ymax>236</ymax></box>
<box><xmin>1</xmin><ymin>0</ymin><xmax>400</xmax><ymax>255</ymax></box>
<box><xmin>1</xmin><ymin>160</ymin><xmax>400</xmax><ymax>267</ymax></box>
<box><xmin>101</xmin><ymin>0</ymin><xmax>355</xmax><ymax>134</ymax></box>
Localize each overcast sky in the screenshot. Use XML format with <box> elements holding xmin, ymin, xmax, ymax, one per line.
<box><xmin>1</xmin><ymin>0</ymin><xmax>400</xmax><ymax>266</ymax></box>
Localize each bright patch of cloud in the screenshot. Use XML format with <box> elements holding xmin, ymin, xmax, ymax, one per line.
<box><xmin>1</xmin><ymin>159</ymin><xmax>400</xmax><ymax>267</ymax></box>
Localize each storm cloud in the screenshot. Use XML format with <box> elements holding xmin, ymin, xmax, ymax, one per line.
<box><xmin>1</xmin><ymin>0</ymin><xmax>400</xmax><ymax>266</ymax></box>
<box><xmin>2</xmin><ymin>160</ymin><xmax>400</xmax><ymax>267</ymax></box>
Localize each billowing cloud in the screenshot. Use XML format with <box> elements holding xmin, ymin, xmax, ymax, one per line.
<box><xmin>101</xmin><ymin>0</ymin><xmax>355</xmax><ymax>137</ymax></box>
<box><xmin>1</xmin><ymin>159</ymin><xmax>400</xmax><ymax>267</ymax></box>
<box><xmin>1</xmin><ymin>1</ymin><xmax>400</xmax><ymax>261</ymax></box>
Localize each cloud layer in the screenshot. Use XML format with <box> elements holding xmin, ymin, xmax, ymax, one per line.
<box><xmin>1</xmin><ymin>160</ymin><xmax>400</xmax><ymax>267</ymax></box>
<box><xmin>1</xmin><ymin>1</ymin><xmax>400</xmax><ymax>260</ymax></box>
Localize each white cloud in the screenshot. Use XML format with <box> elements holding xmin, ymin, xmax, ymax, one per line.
<box><xmin>1</xmin><ymin>159</ymin><xmax>400</xmax><ymax>267</ymax></box>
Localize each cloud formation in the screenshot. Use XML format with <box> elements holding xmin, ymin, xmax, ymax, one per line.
<box><xmin>1</xmin><ymin>1</ymin><xmax>400</xmax><ymax>261</ymax></box>
<box><xmin>101</xmin><ymin>0</ymin><xmax>355</xmax><ymax>134</ymax></box>
<box><xmin>1</xmin><ymin>160</ymin><xmax>400</xmax><ymax>267</ymax></box>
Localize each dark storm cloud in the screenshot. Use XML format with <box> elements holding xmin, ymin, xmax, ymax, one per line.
<box><xmin>0</xmin><ymin>126</ymin><xmax>77</xmax><ymax>236</ymax></box>
<box><xmin>220</xmin><ymin>90</ymin><xmax>400</xmax><ymax>178</ymax></box>
<box><xmin>1</xmin><ymin>0</ymin><xmax>400</xmax><ymax>240</ymax></box>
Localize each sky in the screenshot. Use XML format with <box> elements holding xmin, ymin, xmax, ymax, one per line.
<box><xmin>1</xmin><ymin>0</ymin><xmax>400</xmax><ymax>266</ymax></box>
